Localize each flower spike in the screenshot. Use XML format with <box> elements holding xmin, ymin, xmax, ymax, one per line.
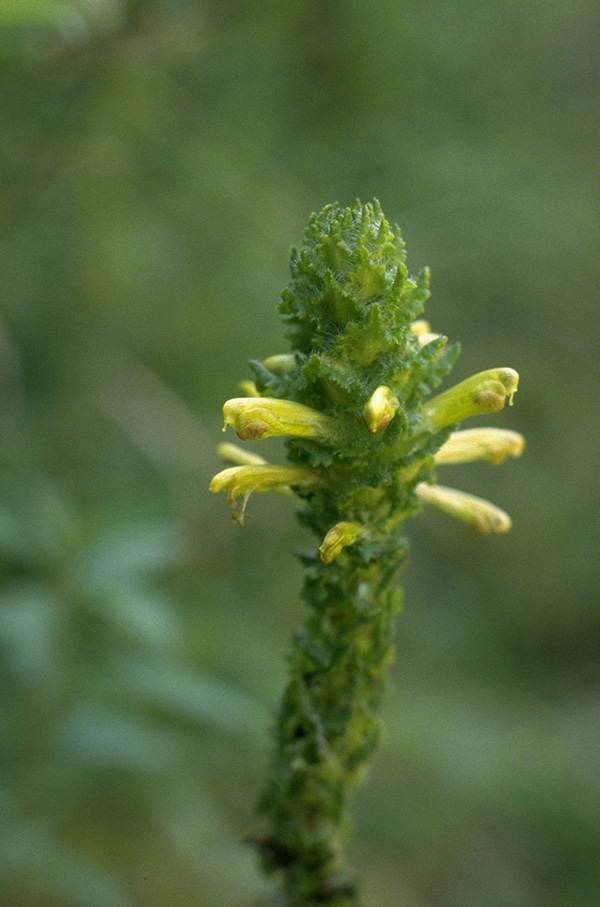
<box><xmin>223</xmin><ymin>397</ymin><xmax>333</xmax><ymax>441</ymax></box>
<box><xmin>209</xmin><ymin>200</ymin><xmax>524</xmax><ymax>904</ymax></box>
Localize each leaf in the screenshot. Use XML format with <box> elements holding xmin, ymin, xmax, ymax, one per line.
<box><xmin>60</xmin><ymin>703</ymin><xmax>183</xmax><ymax>774</ymax></box>
<box><xmin>0</xmin><ymin>582</ymin><xmax>59</xmax><ymax>686</ymax></box>
<box><xmin>102</xmin><ymin>654</ymin><xmax>266</xmax><ymax>738</ymax></box>
<box><xmin>1</xmin><ymin>823</ymin><xmax>134</xmax><ymax>907</ymax></box>
<box><xmin>74</xmin><ymin>522</ymin><xmax>181</xmax><ymax>594</ymax></box>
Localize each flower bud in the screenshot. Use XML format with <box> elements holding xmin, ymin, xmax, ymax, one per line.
<box><xmin>223</xmin><ymin>397</ymin><xmax>333</xmax><ymax>441</ymax></box>
<box><xmin>422</xmin><ymin>368</ymin><xmax>519</xmax><ymax>430</ymax></box>
<box><xmin>435</xmin><ymin>428</ymin><xmax>525</xmax><ymax>466</ymax></box>
<box><xmin>363</xmin><ymin>386</ymin><xmax>399</xmax><ymax>434</ymax></box>
<box><xmin>319</xmin><ymin>521</ymin><xmax>364</xmax><ymax>564</ymax></box>
<box><xmin>416</xmin><ymin>482</ymin><xmax>512</xmax><ymax>535</ymax></box>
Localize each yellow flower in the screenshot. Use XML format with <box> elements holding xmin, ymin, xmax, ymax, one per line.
<box><xmin>410</xmin><ymin>318</ymin><xmax>443</xmax><ymax>346</ymax></box>
<box><xmin>222</xmin><ymin>397</ymin><xmax>333</xmax><ymax>441</ymax></box>
<box><xmin>416</xmin><ymin>483</ymin><xmax>512</xmax><ymax>535</ymax></box>
<box><xmin>210</xmin><ymin>463</ymin><xmax>318</xmax><ymax>526</ymax></box>
<box><xmin>238</xmin><ymin>380</ymin><xmax>260</xmax><ymax>397</ymax></box>
<box><xmin>422</xmin><ymin>368</ymin><xmax>519</xmax><ymax>430</ymax></box>
<box><xmin>435</xmin><ymin>428</ymin><xmax>525</xmax><ymax>465</ymax></box>
<box><xmin>319</xmin><ymin>521</ymin><xmax>364</xmax><ymax>564</ymax></box>
<box><xmin>262</xmin><ymin>354</ymin><xmax>298</xmax><ymax>374</ymax></box>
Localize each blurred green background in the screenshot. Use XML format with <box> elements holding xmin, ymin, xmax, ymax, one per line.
<box><xmin>1</xmin><ymin>2</ymin><xmax>598</xmax><ymax>905</ymax></box>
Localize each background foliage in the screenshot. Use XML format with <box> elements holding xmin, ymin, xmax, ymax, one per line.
<box><xmin>1</xmin><ymin>2</ymin><xmax>598</xmax><ymax>905</ymax></box>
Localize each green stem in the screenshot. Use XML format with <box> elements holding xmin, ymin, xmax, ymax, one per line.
<box><xmin>255</xmin><ymin>540</ymin><xmax>406</xmax><ymax>905</ymax></box>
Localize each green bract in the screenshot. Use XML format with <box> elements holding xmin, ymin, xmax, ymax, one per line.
<box><xmin>210</xmin><ymin>200</ymin><xmax>524</xmax><ymax>906</ymax></box>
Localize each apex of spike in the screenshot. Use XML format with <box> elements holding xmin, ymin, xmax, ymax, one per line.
<box><xmin>211</xmin><ymin>200</ymin><xmax>524</xmax><ymax>541</ymax></box>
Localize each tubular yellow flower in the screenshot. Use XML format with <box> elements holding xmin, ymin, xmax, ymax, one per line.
<box><xmin>362</xmin><ymin>385</ymin><xmax>399</xmax><ymax>434</ymax></box>
<box><xmin>418</xmin><ymin>331</ymin><xmax>443</xmax><ymax>346</ymax></box>
<box><xmin>416</xmin><ymin>482</ymin><xmax>512</xmax><ymax>535</ymax></box>
<box><xmin>422</xmin><ymin>368</ymin><xmax>519</xmax><ymax>431</ymax></box>
<box><xmin>410</xmin><ymin>319</ymin><xmax>442</xmax><ymax>345</ymax></box>
<box><xmin>210</xmin><ymin>463</ymin><xmax>317</xmax><ymax>526</ymax></box>
<box><xmin>210</xmin><ymin>464</ymin><xmax>317</xmax><ymax>496</ymax></box>
<box><xmin>216</xmin><ymin>442</ymin><xmax>268</xmax><ymax>467</ymax></box>
<box><xmin>435</xmin><ymin>428</ymin><xmax>525</xmax><ymax>465</ymax></box>
<box><xmin>410</xmin><ymin>319</ymin><xmax>431</xmax><ymax>336</ymax></box>
<box><xmin>262</xmin><ymin>354</ymin><xmax>298</xmax><ymax>374</ymax></box>
<box><xmin>238</xmin><ymin>380</ymin><xmax>260</xmax><ymax>397</ymax></box>
<box><xmin>223</xmin><ymin>397</ymin><xmax>333</xmax><ymax>441</ymax></box>
<box><xmin>216</xmin><ymin>443</ymin><xmax>296</xmax><ymax>498</ymax></box>
<box><xmin>319</xmin><ymin>521</ymin><xmax>364</xmax><ymax>564</ymax></box>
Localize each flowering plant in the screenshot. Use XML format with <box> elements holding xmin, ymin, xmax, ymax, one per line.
<box><xmin>211</xmin><ymin>200</ymin><xmax>524</xmax><ymax>906</ymax></box>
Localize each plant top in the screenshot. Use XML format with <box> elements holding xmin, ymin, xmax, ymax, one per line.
<box><xmin>212</xmin><ymin>199</ymin><xmax>523</xmax><ymax>548</ymax></box>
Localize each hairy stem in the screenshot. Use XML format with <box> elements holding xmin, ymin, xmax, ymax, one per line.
<box><xmin>255</xmin><ymin>529</ymin><xmax>407</xmax><ymax>905</ymax></box>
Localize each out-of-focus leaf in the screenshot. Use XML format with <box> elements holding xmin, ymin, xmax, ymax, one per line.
<box><xmin>0</xmin><ymin>481</ymin><xmax>77</xmax><ymax>568</ymax></box>
<box><xmin>0</xmin><ymin>505</ymin><xmax>36</xmax><ymax>566</ymax></box>
<box><xmin>159</xmin><ymin>783</ymin><xmax>264</xmax><ymax>902</ymax></box>
<box><xmin>0</xmin><ymin>582</ymin><xmax>59</xmax><ymax>686</ymax></box>
<box><xmin>1</xmin><ymin>823</ymin><xmax>133</xmax><ymax>907</ymax></box>
<box><xmin>60</xmin><ymin>702</ymin><xmax>184</xmax><ymax>774</ymax></box>
<box><xmin>0</xmin><ymin>1</ymin><xmax>80</xmax><ymax>26</ymax></box>
<box><xmin>104</xmin><ymin>653</ymin><xmax>267</xmax><ymax>739</ymax></box>
<box><xmin>87</xmin><ymin>583</ymin><xmax>182</xmax><ymax>650</ymax></box>
<box><xmin>74</xmin><ymin>522</ymin><xmax>182</xmax><ymax>593</ymax></box>
<box><xmin>0</xmin><ymin>0</ymin><xmax>125</xmax><ymax>38</ymax></box>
